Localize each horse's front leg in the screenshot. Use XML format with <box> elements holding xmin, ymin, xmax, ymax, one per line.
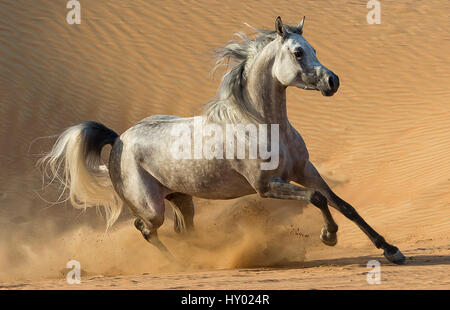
<box><xmin>297</xmin><ymin>161</ymin><xmax>406</xmax><ymax>265</ymax></box>
<box><xmin>262</xmin><ymin>180</ymin><xmax>338</xmax><ymax>246</ymax></box>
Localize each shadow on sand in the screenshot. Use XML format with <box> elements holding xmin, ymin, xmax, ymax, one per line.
<box><xmin>239</xmin><ymin>253</ymin><xmax>450</xmax><ymax>271</ymax></box>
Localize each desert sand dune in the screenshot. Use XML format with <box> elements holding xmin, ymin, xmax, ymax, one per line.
<box><xmin>0</xmin><ymin>0</ymin><xmax>449</xmax><ymax>289</ymax></box>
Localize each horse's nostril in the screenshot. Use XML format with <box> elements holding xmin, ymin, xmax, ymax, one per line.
<box><xmin>328</xmin><ymin>74</ymin><xmax>339</xmax><ymax>91</ymax></box>
<box><xmin>328</xmin><ymin>76</ymin><xmax>334</xmax><ymax>88</ymax></box>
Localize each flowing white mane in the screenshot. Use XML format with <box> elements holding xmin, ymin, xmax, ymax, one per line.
<box><xmin>203</xmin><ymin>24</ymin><xmax>302</xmax><ymax>123</ymax></box>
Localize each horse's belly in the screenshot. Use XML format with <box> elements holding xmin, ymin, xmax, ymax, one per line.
<box><xmin>143</xmin><ymin>158</ymin><xmax>256</xmax><ymax>199</ymax></box>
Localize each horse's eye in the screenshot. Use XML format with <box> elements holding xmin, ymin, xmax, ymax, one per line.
<box><xmin>293</xmin><ymin>49</ymin><xmax>304</xmax><ymax>59</ymax></box>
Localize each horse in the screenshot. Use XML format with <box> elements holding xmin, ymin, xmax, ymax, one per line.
<box><xmin>38</xmin><ymin>16</ymin><xmax>405</xmax><ymax>264</ymax></box>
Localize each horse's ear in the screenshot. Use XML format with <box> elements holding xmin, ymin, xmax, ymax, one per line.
<box><xmin>298</xmin><ymin>16</ymin><xmax>306</xmax><ymax>33</ymax></box>
<box><xmin>275</xmin><ymin>16</ymin><xmax>286</xmax><ymax>38</ymax></box>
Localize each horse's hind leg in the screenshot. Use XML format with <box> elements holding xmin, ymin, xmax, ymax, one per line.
<box><xmin>134</xmin><ymin>218</ymin><xmax>172</xmax><ymax>258</ymax></box>
<box><xmin>166</xmin><ymin>193</ymin><xmax>195</xmax><ymax>234</ymax></box>
<box><xmin>120</xmin><ymin>164</ymin><xmax>173</xmax><ymax>259</ymax></box>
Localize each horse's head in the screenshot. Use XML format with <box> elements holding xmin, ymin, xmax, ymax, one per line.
<box><xmin>272</xmin><ymin>16</ymin><xmax>339</xmax><ymax>96</ymax></box>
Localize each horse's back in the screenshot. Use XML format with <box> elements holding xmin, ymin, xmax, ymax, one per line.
<box><xmin>138</xmin><ymin>114</ymin><xmax>182</xmax><ymax>123</ymax></box>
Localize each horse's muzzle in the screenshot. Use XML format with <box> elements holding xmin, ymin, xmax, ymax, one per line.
<box><xmin>320</xmin><ymin>71</ymin><xmax>340</xmax><ymax>96</ymax></box>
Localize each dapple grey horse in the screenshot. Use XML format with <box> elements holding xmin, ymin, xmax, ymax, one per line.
<box><xmin>39</xmin><ymin>17</ymin><xmax>405</xmax><ymax>264</ymax></box>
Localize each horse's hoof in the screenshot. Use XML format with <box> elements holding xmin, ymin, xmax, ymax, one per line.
<box><xmin>320</xmin><ymin>227</ymin><xmax>337</xmax><ymax>246</ymax></box>
<box><xmin>383</xmin><ymin>247</ymin><xmax>406</xmax><ymax>265</ymax></box>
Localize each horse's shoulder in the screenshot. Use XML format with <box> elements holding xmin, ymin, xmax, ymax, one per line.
<box><xmin>285</xmin><ymin>124</ymin><xmax>309</xmax><ymax>160</ymax></box>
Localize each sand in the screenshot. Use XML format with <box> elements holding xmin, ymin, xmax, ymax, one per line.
<box><xmin>0</xmin><ymin>0</ymin><xmax>449</xmax><ymax>289</ymax></box>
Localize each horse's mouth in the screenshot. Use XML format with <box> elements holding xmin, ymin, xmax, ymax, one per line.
<box><xmin>299</xmin><ymin>84</ymin><xmax>317</xmax><ymax>90</ymax></box>
<box><xmin>321</xmin><ymin>89</ymin><xmax>337</xmax><ymax>96</ymax></box>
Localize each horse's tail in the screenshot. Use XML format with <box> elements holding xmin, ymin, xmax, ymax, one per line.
<box><xmin>37</xmin><ymin>121</ymin><xmax>122</xmax><ymax>228</ymax></box>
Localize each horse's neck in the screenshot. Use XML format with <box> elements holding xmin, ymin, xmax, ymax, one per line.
<box><xmin>246</xmin><ymin>41</ymin><xmax>289</xmax><ymax>128</ymax></box>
